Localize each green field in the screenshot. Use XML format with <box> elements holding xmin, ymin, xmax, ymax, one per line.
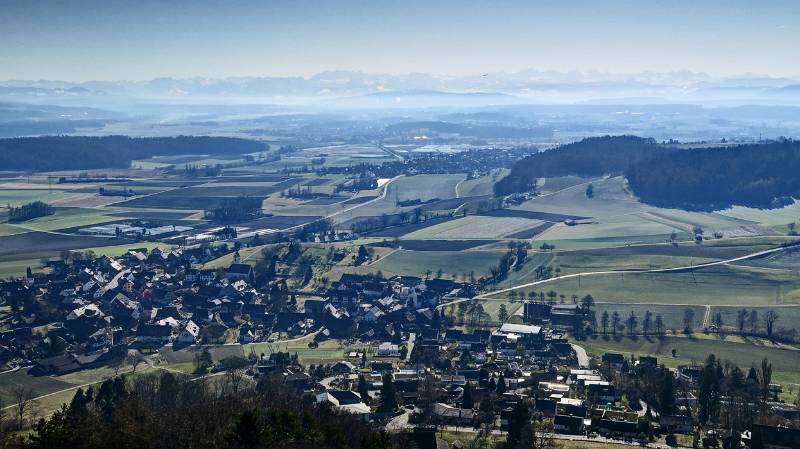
<box><xmin>8</xmin><ymin>207</ymin><xmax>122</xmax><ymax>232</ymax></box>
<box><xmin>721</xmin><ymin>202</ymin><xmax>800</xmax><ymax>226</ymax></box>
<box><xmin>575</xmin><ymin>334</ymin><xmax>800</xmax><ymax>395</ymax></box>
<box><xmin>247</xmin><ymin>338</ymin><xmax>347</xmax><ymax>365</ymax></box>
<box><xmin>0</xmin><ymin>189</ymin><xmax>79</xmax><ymax>207</ymax></box>
<box><xmin>710</xmin><ymin>305</ymin><xmax>800</xmax><ymax>333</ymax></box>
<box><xmin>489</xmin><ymin>264</ymin><xmax>800</xmax><ymax>305</ymax></box>
<box><xmin>548</xmin><ymin>253</ymin><xmax>719</xmax><ymax>276</ymax></box>
<box><xmin>388</xmin><ymin>174</ymin><xmax>464</xmax><ymax>202</ymax></box>
<box><xmin>456</xmin><ymin>170</ymin><xmax>507</xmax><ymax>197</ymax></box>
<box><xmin>536</xmin><ymin>218</ymin><xmax>679</xmax><ymax>241</ymax></box>
<box><xmin>593</xmin><ymin>303</ymin><xmax>706</xmax><ymax>331</ymax></box>
<box><xmin>405</xmin><ymin>215</ymin><xmax>542</xmax><ymax>239</ymax></box>
<box><xmin>371</xmin><ymin>249</ymin><xmax>505</xmax><ymax>279</ymax></box>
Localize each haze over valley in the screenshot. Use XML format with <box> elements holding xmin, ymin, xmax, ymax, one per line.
<box><xmin>0</xmin><ymin>2</ymin><xmax>798</xmax><ymax>449</ymax></box>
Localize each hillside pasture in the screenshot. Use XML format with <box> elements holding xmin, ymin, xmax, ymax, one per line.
<box><xmin>0</xmin><ymin>231</ymin><xmax>128</xmax><ymax>257</ymax></box>
<box><xmin>118</xmin><ymin>185</ymin><xmax>285</xmax><ymax>210</ymax></box>
<box><xmin>709</xmin><ymin>305</ymin><xmax>800</xmax><ymax>334</ymax></box>
<box><xmin>371</xmin><ymin>249</ymin><xmax>504</xmax><ymax>279</ymax></box>
<box><xmin>720</xmin><ymin>201</ymin><xmax>800</xmax><ymax>227</ymax></box>
<box><xmin>0</xmin><ymin>188</ymin><xmax>81</xmax><ymax>207</ymax></box>
<box><xmin>576</xmin><ymin>334</ymin><xmax>800</xmax><ymax>388</ymax></box>
<box><xmin>593</xmin><ymin>303</ymin><xmax>706</xmax><ymax>331</ymax></box>
<box><xmin>387</xmin><ymin>174</ymin><xmax>464</xmax><ymax>202</ymax></box>
<box><xmin>456</xmin><ymin>170</ymin><xmax>506</xmax><ymax>197</ymax></box>
<box><xmin>404</xmin><ymin>215</ymin><xmax>544</xmax><ymax>239</ymax></box>
<box><xmin>491</xmin><ymin>263</ymin><xmax>800</xmax><ymax>306</ymax></box>
<box><xmin>393</xmin><ymin>239</ymin><xmax>501</xmax><ymax>251</ymax></box>
<box><xmin>362</xmin><ymin>216</ymin><xmax>461</xmax><ymax>238</ymax></box>
<box><xmin>505</xmin><ymin>222</ymin><xmax>554</xmax><ymax>239</ymax></box>
<box><xmin>7</xmin><ymin>207</ymin><xmax>124</xmax><ymax>232</ymax></box>
<box><xmin>539</xmin><ymin>176</ymin><xmax>599</xmax><ymax>192</ymax></box>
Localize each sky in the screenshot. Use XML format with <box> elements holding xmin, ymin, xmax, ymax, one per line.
<box><xmin>1</xmin><ymin>0</ymin><xmax>799</xmax><ymax>81</ymax></box>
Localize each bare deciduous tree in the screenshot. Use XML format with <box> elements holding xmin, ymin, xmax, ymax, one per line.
<box><xmin>126</xmin><ymin>350</ymin><xmax>145</xmax><ymax>374</ymax></box>
<box><xmin>12</xmin><ymin>386</ymin><xmax>34</xmax><ymax>430</ymax></box>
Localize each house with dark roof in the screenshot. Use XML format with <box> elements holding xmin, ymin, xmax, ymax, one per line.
<box><xmin>136</xmin><ymin>324</ymin><xmax>173</xmax><ymax>345</ymax></box>
<box><xmin>554</xmin><ymin>414</ymin><xmax>585</xmax><ymax>434</ymax></box>
<box><xmin>226</xmin><ymin>263</ymin><xmax>254</xmax><ymax>283</ymax></box>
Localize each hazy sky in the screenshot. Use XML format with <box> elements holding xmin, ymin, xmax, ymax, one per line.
<box><xmin>1</xmin><ymin>0</ymin><xmax>798</xmax><ymax>81</ymax></box>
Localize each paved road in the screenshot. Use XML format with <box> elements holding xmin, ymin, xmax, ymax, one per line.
<box><xmin>475</xmin><ymin>241</ymin><xmax>800</xmax><ymax>300</ymax></box>
<box><xmin>385</xmin><ymin>409</ymin><xmax>412</xmax><ymax>431</ymax></box>
<box><xmin>571</xmin><ymin>343</ymin><xmax>590</xmax><ymax>368</ymax></box>
<box><xmin>242</xmin><ymin>175</ymin><xmax>404</xmax><ymax>262</ymax></box>
<box><xmin>405</xmin><ymin>333</ymin><xmax>416</xmax><ymax>361</ymax></box>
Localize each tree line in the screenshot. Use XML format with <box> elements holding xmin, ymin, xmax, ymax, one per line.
<box><xmin>2</xmin><ymin>371</ymin><xmax>399</xmax><ymax>449</ymax></box>
<box><xmin>494</xmin><ymin>135</ymin><xmax>663</xmax><ymax>195</ymax></box>
<box><xmin>626</xmin><ymin>139</ymin><xmax>800</xmax><ymax>209</ymax></box>
<box><xmin>496</xmin><ymin>135</ymin><xmax>800</xmax><ymax>210</ymax></box>
<box><xmin>0</xmin><ymin>136</ymin><xmax>266</xmax><ymax>172</ymax></box>
<box><xmin>7</xmin><ymin>201</ymin><xmax>53</xmax><ymax>222</ymax></box>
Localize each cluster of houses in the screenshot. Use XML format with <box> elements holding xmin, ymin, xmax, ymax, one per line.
<box><xmin>0</xmin><ymin>247</ymin><xmax>475</xmax><ymax>376</ymax></box>
<box><xmin>2</xmin><ymin>242</ymin><xmax>798</xmax><ymax>448</ymax></box>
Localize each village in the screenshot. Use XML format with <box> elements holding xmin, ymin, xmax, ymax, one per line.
<box><xmin>1</xmin><ymin>241</ymin><xmax>796</xmax><ymax>449</ymax></box>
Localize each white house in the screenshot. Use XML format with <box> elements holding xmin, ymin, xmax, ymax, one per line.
<box><xmin>377</xmin><ymin>342</ymin><xmax>400</xmax><ymax>357</ymax></box>
<box><xmin>176</xmin><ymin>320</ymin><xmax>200</xmax><ymax>344</ymax></box>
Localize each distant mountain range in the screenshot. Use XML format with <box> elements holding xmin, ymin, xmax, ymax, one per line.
<box><xmin>2</xmin><ymin>70</ymin><xmax>800</xmax><ymax>107</ymax></box>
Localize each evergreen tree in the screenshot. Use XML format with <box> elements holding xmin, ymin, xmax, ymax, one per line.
<box><xmin>378</xmin><ymin>373</ymin><xmax>398</xmax><ymax>412</ymax></box>
<box><xmin>505</xmin><ymin>401</ymin><xmax>531</xmax><ymax>449</ymax></box>
<box><xmin>698</xmin><ymin>354</ymin><xmax>722</xmax><ymax>425</ymax></box>
<box><xmin>496</xmin><ymin>373</ymin><xmax>506</xmax><ymax>395</ymax></box>
<box><xmin>358</xmin><ymin>374</ymin><xmax>370</xmax><ymax>404</ymax></box>
<box><xmin>659</xmin><ymin>369</ymin><xmax>676</xmax><ymax>414</ymax></box>
<box><xmin>461</xmin><ymin>381</ymin><xmax>474</xmax><ymax>409</ymax></box>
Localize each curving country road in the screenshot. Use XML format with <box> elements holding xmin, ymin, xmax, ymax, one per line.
<box><xmin>436</xmin><ymin>241</ymin><xmax>800</xmax><ymax>309</ymax></box>
<box><xmin>477</xmin><ymin>241</ymin><xmax>800</xmax><ymax>299</ymax></box>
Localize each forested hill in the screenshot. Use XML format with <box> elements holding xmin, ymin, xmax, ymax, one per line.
<box><xmin>496</xmin><ymin>135</ymin><xmax>800</xmax><ymax>210</ymax></box>
<box><xmin>0</xmin><ymin>135</ymin><xmax>266</xmax><ymax>171</ymax></box>
<box><xmin>626</xmin><ymin>140</ymin><xmax>800</xmax><ymax>209</ymax></box>
<box><xmin>494</xmin><ymin>135</ymin><xmax>665</xmax><ymax>195</ymax></box>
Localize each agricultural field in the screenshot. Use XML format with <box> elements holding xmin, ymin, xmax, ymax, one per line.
<box><xmin>537</xmin><ymin>175</ymin><xmax>598</xmax><ymax>193</ymax></box>
<box><xmin>0</xmin><ymin>189</ymin><xmax>82</xmax><ymax>207</ymax></box>
<box><xmin>535</xmin><ymin>218</ymin><xmax>680</xmax><ymax>242</ymax></box>
<box><xmin>404</xmin><ymin>215</ymin><xmax>544</xmax><ymax>239</ymax></box>
<box><xmin>0</xmin><ymin>231</ymin><xmax>127</xmax><ymax>258</ymax></box>
<box><xmin>388</xmin><ymin>174</ymin><xmax>464</xmax><ymax>202</ymax></box>
<box><xmin>720</xmin><ymin>201</ymin><xmax>800</xmax><ymax>227</ymax></box>
<box><xmin>592</xmin><ymin>303</ymin><xmax>706</xmax><ymax>331</ymax></box>
<box><xmin>393</xmin><ymin>239</ymin><xmax>500</xmax><ymax>251</ymax></box>
<box><xmin>710</xmin><ymin>305</ymin><xmax>800</xmax><ymax>333</ymax></box>
<box><xmin>371</xmin><ymin>249</ymin><xmax>505</xmax><ymax>279</ymax></box>
<box><xmin>488</xmin><ymin>263</ymin><xmax>800</xmax><ymax>306</ymax></box>
<box><xmin>6</xmin><ymin>207</ymin><xmax>125</xmax><ymax>232</ymax></box>
<box><xmin>455</xmin><ymin>170</ymin><xmax>507</xmax><ymax>197</ymax></box>
<box><xmin>549</xmin><ymin>253</ymin><xmax>720</xmax><ymax>275</ymax></box>
<box><xmin>575</xmin><ymin>334</ymin><xmax>800</xmax><ymax>396</ymax></box>
<box><xmin>118</xmin><ymin>184</ymin><xmax>288</xmax><ymax>210</ymax></box>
